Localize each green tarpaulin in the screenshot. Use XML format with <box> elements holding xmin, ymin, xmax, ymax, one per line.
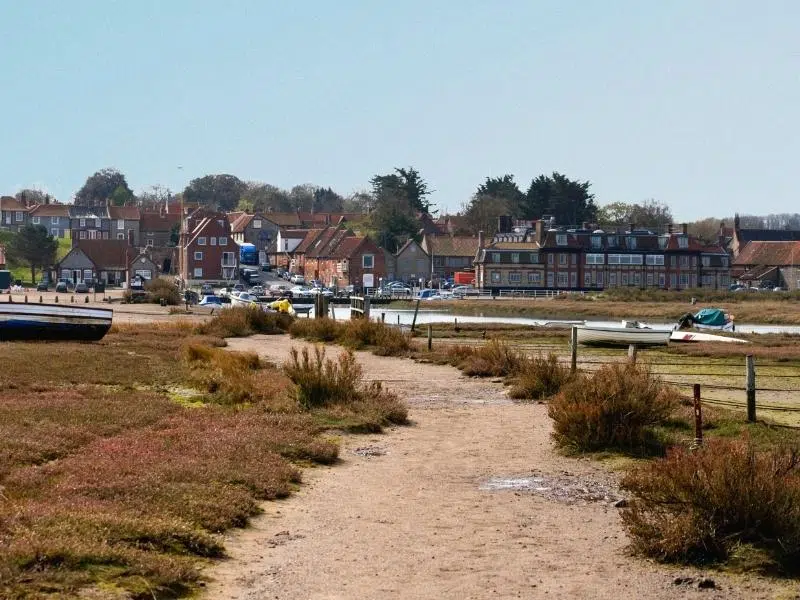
<box><xmin>693</xmin><ymin>308</ymin><xmax>728</xmax><ymax>327</ymax></box>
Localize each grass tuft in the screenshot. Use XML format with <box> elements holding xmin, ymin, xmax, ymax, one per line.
<box><xmin>508</xmin><ymin>353</ymin><xmax>572</xmax><ymax>401</ymax></box>
<box><xmin>289</xmin><ymin>318</ymin><xmax>411</xmax><ymax>356</ymax></box>
<box><xmin>196</xmin><ymin>306</ymin><xmax>294</xmax><ymax>338</ymax></box>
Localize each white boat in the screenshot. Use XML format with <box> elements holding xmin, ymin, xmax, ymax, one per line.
<box><xmin>229</xmin><ymin>292</ymin><xmax>260</xmax><ymax>307</ymax></box>
<box><xmin>575</xmin><ymin>321</ymin><xmax>673</xmax><ymax>347</ymax></box>
<box><xmin>670</xmin><ymin>331</ymin><xmax>749</xmax><ymax>344</ymax></box>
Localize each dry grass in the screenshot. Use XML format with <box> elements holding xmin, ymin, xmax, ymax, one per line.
<box><xmin>445</xmin><ymin>339</ymin><xmax>524</xmax><ymax>377</ymax></box>
<box><xmin>508</xmin><ymin>353</ymin><xmax>573</xmax><ymax>401</ymax></box>
<box><xmin>196</xmin><ymin>306</ymin><xmax>294</xmax><ymax>338</ymax></box>
<box><xmin>548</xmin><ymin>363</ymin><xmax>680</xmax><ymax>454</ymax></box>
<box><xmin>289</xmin><ymin>318</ymin><xmax>412</xmax><ymax>357</ymax></box>
<box><xmin>621</xmin><ymin>438</ymin><xmax>800</xmax><ymax>573</ymax></box>
<box><xmin>0</xmin><ymin>321</ymin><xmax>407</xmax><ymax>598</ymax></box>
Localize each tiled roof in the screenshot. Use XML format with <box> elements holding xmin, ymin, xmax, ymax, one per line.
<box><xmin>307</xmin><ymin>227</ymin><xmax>352</xmax><ymax>258</ymax></box>
<box><xmin>330</xmin><ymin>236</ymin><xmax>366</xmax><ymax>259</ymax></box>
<box><xmin>294</xmin><ymin>229</ymin><xmax>325</xmax><ymax>253</ymax></box>
<box><xmin>227</xmin><ymin>211</ymin><xmax>245</xmax><ymax>224</ymax></box>
<box><xmin>264</xmin><ymin>212</ymin><xmax>302</xmax><ymax>227</ymax></box>
<box><xmin>395</xmin><ymin>238</ymin><xmax>427</xmax><ymax>256</ymax></box>
<box><xmin>280</xmin><ymin>228</ymin><xmax>310</xmax><ymax>239</ymax></box>
<box><xmin>230</xmin><ymin>213</ymin><xmax>253</xmax><ymax>233</ymax></box>
<box><xmin>140</xmin><ymin>212</ymin><xmax>180</xmax><ymax>232</ymax></box>
<box><xmin>73</xmin><ymin>240</ymin><xmax>133</xmax><ymax>269</ymax></box>
<box><xmin>28</xmin><ymin>204</ymin><xmax>70</xmax><ymax>217</ymax></box>
<box><xmin>733</xmin><ymin>241</ymin><xmax>800</xmax><ymax>267</ymax></box>
<box><xmin>737</xmin><ymin>229</ymin><xmax>800</xmax><ymax>243</ymax></box>
<box><xmin>487</xmin><ymin>241</ymin><xmax>541</xmax><ymax>250</ymax></box>
<box><xmin>107</xmin><ymin>206</ymin><xmax>140</xmax><ymax>220</ymax></box>
<box><xmin>0</xmin><ymin>196</ymin><xmax>27</xmax><ymax>211</ymax></box>
<box><xmin>424</xmin><ymin>235</ymin><xmax>479</xmax><ymax>257</ymax></box>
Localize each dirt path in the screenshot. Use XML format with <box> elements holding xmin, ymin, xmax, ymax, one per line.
<box><xmin>204</xmin><ymin>335</ymin><xmax>790</xmax><ymax>600</ymax></box>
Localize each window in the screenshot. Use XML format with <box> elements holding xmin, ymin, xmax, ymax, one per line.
<box><xmin>608</xmin><ymin>254</ymin><xmax>643</xmax><ymax>265</ymax></box>
<box><xmin>702</xmin><ymin>275</ymin><xmax>714</xmax><ymax>286</ymax></box>
<box><xmin>546</xmin><ymin>272</ymin><xmax>554</xmax><ymax>287</ymax></box>
<box><xmin>79</xmin><ymin>230</ymin><xmax>86</xmax><ymax>239</ymax></box>
<box><xmin>117</xmin><ymin>233</ymin><xmax>125</xmax><ymax>240</ymax></box>
<box><xmin>51</xmin><ymin>228</ymin><xmax>58</xmax><ymax>237</ymax></box>
<box><xmin>83</xmin><ymin>269</ymin><xmax>93</xmax><ymax>281</ymax></box>
<box><xmin>547</xmin><ymin>254</ymin><xmax>554</xmax><ymax>265</ymax></box>
<box><xmin>210</xmin><ymin>237</ymin><xmax>217</xmax><ymax>246</ymax></box>
<box><xmin>557</xmin><ymin>272</ymin><xmax>568</xmax><ymax>287</ymax></box>
<box><xmin>491</xmin><ymin>252</ymin><xmax>500</xmax><ymax>263</ymax></box>
<box><xmin>590</xmin><ymin>235</ymin><xmax>602</xmax><ymax>249</ymax></box>
<box><xmin>32</xmin><ymin>216</ymin><xmax>40</xmax><ymax>224</ymax></box>
<box><xmin>670</xmin><ymin>273</ymin><xmax>677</xmax><ymax>288</ymax></box>
<box><xmin>722</xmin><ymin>257</ymin><xmax>729</xmax><ymax>267</ymax></box>
<box><xmin>702</xmin><ymin>256</ymin><xmax>710</xmax><ymax>267</ymax></box>
<box><xmin>679</xmin><ymin>256</ymin><xmax>689</xmax><ymax>268</ymax></box>
<box><xmin>559</xmin><ymin>253</ymin><xmax>567</xmax><ymax>266</ymax></box>
<box><xmin>691</xmin><ymin>256</ymin><xmax>697</xmax><ymax>268</ymax></box>
<box><xmin>102</xmin><ymin>231</ymin><xmax>109</xmax><ymax>239</ymax></box>
<box><xmin>678</xmin><ymin>236</ymin><xmax>688</xmax><ymax>249</ymax></box>
<box><xmin>597</xmin><ymin>272</ymin><xmax>604</xmax><ymax>287</ymax></box>
<box><xmin>194</xmin><ymin>251</ymin><xmax>203</xmax><ymax>260</ymax></box>
<box><xmin>511</xmin><ymin>253</ymin><xmax>520</xmax><ymax>264</ymax></box>
<box><xmin>193</xmin><ymin>267</ymin><xmax>203</xmax><ymax>278</ymax></box>
<box><xmin>253</xmin><ymin>219</ymin><xmax>261</xmax><ymax>229</ymax></box>
<box><xmin>626</xmin><ymin>236</ymin><xmax>637</xmax><ymax>250</ymax></box>
<box><xmin>609</xmin><ymin>273</ymin><xmax>617</xmax><ymax>286</ymax></box>
<box><xmin>146</xmin><ymin>239</ymin><xmax>154</xmax><ymax>247</ymax></box>
<box><xmin>528</xmin><ymin>272</ymin><xmax>541</xmax><ymax>284</ymax></box>
<box><xmin>670</xmin><ymin>256</ymin><xmax>677</xmax><ymax>267</ymax></box>
<box><xmin>584</xmin><ymin>272</ymin><xmax>592</xmax><ymax>287</ymax></box>
<box><xmin>646</xmin><ymin>254</ymin><xmax>664</xmax><ymax>266</ymax></box>
<box><xmin>556</xmin><ymin>234</ymin><xmax>567</xmax><ymax>246</ymax></box>
<box><xmin>219</xmin><ymin>237</ymin><xmax>228</xmax><ymax>246</ymax></box>
<box><xmin>621</xmin><ymin>272</ymin><xmax>629</xmax><ymax>286</ymax></box>
<box><xmin>88</xmin><ymin>230</ymin><xmax>97</xmax><ymax>239</ymax></box>
<box><xmin>362</xmin><ymin>254</ymin><xmax>374</xmax><ymax>268</ymax></box>
<box><xmin>647</xmin><ymin>273</ymin><xmax>654</xmax><ymax>287</ymax></box>
<box><xmin>51</xmin><ymin>216</ymin><xmax>59</xmax><ymax>224</ymax></box>
<box><xmin>198</xmin><ymin>237</ymin><xmax>207</xmax><ymax>245</ymax></box>
<box><xmin>633</xmin><ymin>272</ymin><xmax>641</xmax><ymax>286</ymax></box>
<box><xmin>117</xmin><ymin>219</ymin><xmax>124</xmax><ymax>230</ymax></box>
<box><xmin>680</xmin><ymin>273</ymin><xmax>689</xmax><ymax>287</ymax></box>
<box><xmin>530</xmin><ymin>253</ymin><xmax>539</xmax><ymax>264</ymax></box>
<box><xmin>571</xmin><ymin>253</ymin><xmax>577</xmax><ymax>265</ymax></box>
<box><xmin>570</xmin><ymin>272</ymin><xmax>577</xmax><ymax>288</ymax></box>
<box><xmin>586</xmin><ymin>253</ymin><xmax>604</xmax><ymax>265</ymax></box>
<box><xmin>79</xmin><ymin>218</ymin><xmax>86</xmax><ymax>227</ymax></box>
<box><xmin>222</xmin><ymin>252</ymin><xmax>236</xmax><ymax>266</ymax></box>
<box><xmin>509</xmin><ymin>272</ymin><xmax>521</xmax><ymax>283</ymax></box>
<box><xmin>659</xmin><ymin>273</ymin><xmax>666</xmax><ymax>288</ymax></box>
<box><xmin>15</xmin><ymin>211</ymin><xmax>23</xmax><ymax>222</ymax></box>
<box><xmin>658</xmin><ymin>236</ymin><xmax>668</xmax><ymax>249</ymax></box>
<box><xmin>491</xmin><ymin>271</ymin><xmax>501</xmax><ymax>283</ymax></box>
<box><xmin>607</xmin><ymin>236</ymin><xmax>617</xmax><ymax>247</ymax></box>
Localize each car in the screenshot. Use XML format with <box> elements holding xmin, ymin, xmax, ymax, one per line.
<box><xmin>382</xmin><ymin>282</ymin><xmax>412</xmax><ymax>295</ymax></box>
<box><xmin>36</xmin><ymin>281</ymin><xmax>49</xmax><ymax>292</ymax></box>
<box><xmin>416</xmin><ymin>288</ymin><xmax>442</xmax><ymax>300</ymax></box>
<box><xmin>75</xmin><ymin>281</ymin><xmax>90</xmax><ymax>293</ymax></box>
<box><xmin>58</xmin><ymin>278</ymin><xmax>74</xmax><ymax>291</ymax></box>
<box><xmin>451</xmin><ymin>285</ymin><xmax>471</xmax><ymax>297</ymax></box>
<box><xmin>199</xmin><ymin>295</ymin><xmax>223</xmax><ymax>306</ymax></box>
<box><xmin>201</xmin><ymin>283</ymin><xmax>214</xmax><ymax>295</ymax></box>
<box><xmin>55</xmin><ymin>281</ymin><xmax>68</xmax><ymax>293</ymax></box>
<box><xmin>290</xmin><ymin>285</ymin><xmax>314</xmax><ymax>298</ymax></box>
<box><xmin>249</xmin><ymin>285</ymin><xmax>265</xmax><ymax>296</ymax></box>
<box><xmin>290</xmin><ymin>274</ymin><xmax>306</xmax><ymax>285</ymax></box>
<box><xmin>310</xmin><ymin>287</ymin><xmax>334</xmax><ymax>297</ymax></box>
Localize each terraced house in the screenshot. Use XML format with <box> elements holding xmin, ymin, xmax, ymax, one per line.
<box><xmin>178</xmin><ymin>209</ymin><xmax>237</xmax><ymax>284</ymax></box>
<box><xmin>475</xmin><ymin>220</ymin><xmax>730</xmax><ymax>292</ymax></box>
<box><xmin>29</xmin><ymin>204</ymin><xmax>70</xmax><ymax>238</ymax></box>
<box><xmin>0</xmin><ymin>196</ymin><xmax>30</xmax><ymax>231</ymax></box>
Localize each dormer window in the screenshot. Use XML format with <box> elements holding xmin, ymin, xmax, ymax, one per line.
<box><xmin>626</xmin><ymin>236</ymin><xmax>637</xmax><ymax>250</ymax></box>
<box><xmin>607</xmin><ymin>235</ymin><xmax>617</xmax><ymax>247</ymax></box>
<box><xmin>658</xmin><ymin>236</ymin><xmax>668</xmax><ymax>249</ymax></box>
<box><xmin>678</xmin><ymin>236</ymin><xmax>688</xmax><ymax>249</ymax></box>
<box><xmin>556</xmin><ymin>234</ymin><xmax>567</xmax><ymax>246</ymax></box>
<box><xmin>590</xmin><ymin>235</ymin><xmax>602</xmax><ymax>249</ymax></box>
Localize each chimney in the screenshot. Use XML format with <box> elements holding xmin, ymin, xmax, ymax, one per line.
<box><xmin>478</xmin><ymin>231</ymin><xmax>485</xmax><ymax>249</ymax></box>
<box><xmin>682</xmin><ymin>223</ymin><xmax>688</xmax><ymax>235</ymax></box>
<box><xmin>535</xmin><ymin>220</ymin><xmax>545</xmax><ymax>244</ymax></box>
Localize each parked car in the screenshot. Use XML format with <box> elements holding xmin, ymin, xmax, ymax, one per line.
<box><xmin>451</xmin><ymin>285</ymin><xmax>471</xmax><ymax>297</ymax></box>
<box><xmin>383</xmin><ymin>282</ymin><xmax>412</xmax><ymax>295</ymax></box>
<box><xmin>75</xmin><ymin>281</ymin><xmax>90</xmax><ymax>293</ymax></box>
<box><xmin>199</xmin><ymin>295</ymin><xmax>223</xmax><ymax>306</ymax></box>
<box><xmin>55</xmin><ymin>281</ymin><xmax>68</xmax><ymax>293</ymax></box>
<box><xmin>290</xmin><ymin>274</ymin><xmax>306</xmax><ymax>285</ymax></box>
<box><xmin>417</xmin><ymin>288</ymin><xmax>442</xmax><ymax>300</ymax></box>
<box><xmin>36</xmin><ymin>281</ymin><xmax>49</xmax><ymax>291</ymax></box>
<box><xmin>290</xmin><ymin>285</ymin><xmax>314</xmax><ymax>298</ymax></box>
<box><xmin>58</xmin><ymin>278</ymin><xmax>74</xmax><ymax>291</ymax></box>
<box><xmin>310</xmin><ymin>287</ymin><xmax>334</xmax><ymax>297</ymax></box>
<box><xmin>201</xmin><ymin>283</ymin><xmax>214</xmax><ymax>295</ymax></box>
<box><xmin>249</xmin><ymin>285</ymin><xmax>265</xmax><ymax>296</ymax></box>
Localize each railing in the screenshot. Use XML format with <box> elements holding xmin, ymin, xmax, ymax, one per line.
<box><xmin>350</xmin><ymin>296</ymin><xmax>370</xmax><ymax>319</ymax></box>
<box><xmin>498</xmin><ymin>289</ymin><xmax>584</xmax><ymax>299</ymax></box>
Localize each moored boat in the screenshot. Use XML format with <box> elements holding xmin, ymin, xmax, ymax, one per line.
<box><xmin>575</xmin><ymin>322</ymin><xmax>673</xmax><ymax>347</ymax></box>
<box><xmin>670</xmin><ymin>330</ymin><xmax>749</xmax><ymax>344</ymax></box>
<box><xmin>0</xmin><ymin>303</ymin><xmax>113</xmax><ymax>341</ymax></box>
<box><xmin>677</xmin><ymin>308</ymin><xmax>735</xmax><ymax>332</ymax></box>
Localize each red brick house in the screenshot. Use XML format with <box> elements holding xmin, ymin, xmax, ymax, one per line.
<box><xmin>179</xmin><ymin>210</ymin><xmax>237</xmax><ymax>284</ymax></box>
<box><xmin>316</xmin><ymin>235</ymin><xmax>386</xmax><ymax>291</ymax></box>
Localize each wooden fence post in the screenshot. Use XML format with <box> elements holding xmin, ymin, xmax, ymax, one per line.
<box><xmin>363</xmin><ymin>296</ymin><xmax>371</xmax><ymax>320</ymax></box>
<box><xmin>410</xmin><ymin>298</ymin><xmax>421</xmax><ymax>333</ymax></box>
<box><xmin>693</xmin><ymin>383</ymin><xmax>703</xmax><ymax>448</ymax></box>
<box><xmin>454</xmin><ymin>317</ymin><xmax>459</xmax><ymax>332</ymax></box>
<box><xmin>746</xmin><ymin>354</ymin><xmax>756</xmax><ymax>423</ymax></box>
<box><xmin>427</xmin><ymin>324</ymin><xmax>432</xmax><ymax>351</ymax></box>
<box><xmin>570</xmin><ymin>326</ymin><xmax>578</xmax><ymax>374</ymax></box>
<box><xmin>628</xmin><ymin>344</ymin><xmax>637</xmax><ymax>364</ymax></box>
<box><xmin>381</xmin><ymin>312</ymin><xmax>385</xmax><ymax>323</ymax></box>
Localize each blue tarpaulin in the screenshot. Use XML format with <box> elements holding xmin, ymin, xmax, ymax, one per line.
<box><xmin>693</xmin><ymin>308</ymin><xmax>728</xmax><ymax>327</ymax></box>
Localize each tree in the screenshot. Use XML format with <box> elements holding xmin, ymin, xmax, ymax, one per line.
<box><xmin>75</xmin><ymin>168</ymin><xmax>133</xmax><ymax>207</ymax></box>
<box><xmin>597</xmin><ymin>199</ymin><xmax>673</xmax><ymax>230</ymax></box>
<box><xmin>461</xmin><ymin>194</ymin><xmax>513</xmax><ymax>237</ymax></box>
<box><xmin>183</xmin><ymin>174</ymin><xmax>246</xmax><ymax>211</ymax></box>
<box><xmin>370</xmin><ymin>167</ymin><xmax>434</xmax><ymax>215</ymax></box>
<box><xmin>342</xmin><ymin>191</ymin><xmax>374</xmax><ymax>213</ymax></box>
<box><xmin>109</xmin><ymin>185</ymin><xmax>134</xmax><ymax>207</ymax></box>
<box><xmin>521</xmin><ymin>172</ymin><xmax>596</xmax><ymax>226</ymax></box>
<box><xmin>687</xmin><ymin>218</ymin><xmax>723</xmax><ymax>244</ymax></box>
<box><xmin>476</xmin><ymin>174</ymin><xmax>525</xmax><ymax>217</ymax></box>
<box><xmin>368</xmin><ymin>191</ymin><xmax>419</xmax><ymax>253</ymax></box>
<box><xmin>313</xmin><ymin>187</ymin><xmax>344</xmax><ymax>212</ymax></box>
<box><xmin>15</xmin><ymin>188</ymin><xmax>54</xmax><ymax>205</ymax></box>
<box><xmin>289</xmin><ymin>184</ymin><xmax>316</xmax><ymax>211</ymax></box>
<box><xmin>239</xmin><ymin>183</ymin><xmax>293</xmax><ymax>213</ymax></box>
<box><xmin>6</xmin><ymin>225</ymin><xmax>58</xmax><ymax>283</ymax></box>
<box><xmin>137</xmin><ymin>185</ymin><xmax>173</xmax><ymax>210</ymax></box>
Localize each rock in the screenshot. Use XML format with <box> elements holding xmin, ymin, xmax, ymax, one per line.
<box><xmin>613</xmin><ymin>499</ymin><xmax>628</xmax><ymax>508</ymax></box>
<box><xmin>698</xmin><ymin>578</ymin><xmax>716</xmax><ymax>589</ymax></box>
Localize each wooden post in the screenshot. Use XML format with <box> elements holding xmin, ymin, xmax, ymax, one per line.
<box><xmin>746</xmin><ymin>354</ymin><xmax>756</xmax><ymax>423</ymax></box>
<box><xmin>454</xmin><ymin>317</ymin><xmax>459</xmax><ymax>332</ymax></box>
<box><xmin>363</xmin><ymin>296</ymin><xmax>371</xmax><ymax>320</ymax></box>
<box><xmin>570</xmin><ymin>326</ymin><xmax>578</xmax><ymax>374</ymax></box>
<box><xmin>24</xmin><ymin>295</ymin><xmax>28</xmax><ymax>303</ymax></box>
<box><xmin>39</xmin><ymin>295</ymin><xmax>43</xmax><ymax>303</ymax></box>
<box><xmin>693</xmin><ymin>383</ymin><xmax>703</xmax><ymax>447</ymax></box>
<box><xmin>397</xmin><ymin>314</ymin><xmax>400</xmax><ymax>326</ymax></box>
<box><xmin>54</xmin><ymin>295</ymin><xmax>58</xmax><ymax>303</ymax></box>
<box><xmin>381</xmin><ymin>312</ymin><xmax>385</xmax><ymax>323</ymax></box>
<box><xmin>628</xmin><ymin>344</ymin><xmax>637</xmax><ymax>364</ymax></box>
<box><xmin>427</xmin><ymin>324</ymin><xmax>433</xmax><ymax>351</ymax></box>
<box><xmin>410</xmin><ymin>298</ymin><xmax>421</xmax><ymax>333</ymax></box>
<box><xmin>329</xmin><ymin>301</ymin><xmax>336</xmax><ymax>320</ymax></box>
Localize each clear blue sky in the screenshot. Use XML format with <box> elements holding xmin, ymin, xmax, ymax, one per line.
<box><xmin>1</xmin><ymin>0</ymin><xmax>797</xmax><ymax>220</ymax></box>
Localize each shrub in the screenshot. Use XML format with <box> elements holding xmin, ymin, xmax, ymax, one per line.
<box><xmin>289</xmin><ymin>317</ymin><xmax>342</xmax><ymax>342</ymax></box>
<box><xmin>196</xmin><ymin>306</ymin><xmax>293</xmax><ymax>338</ymax></box>
<box><xmin>454</xmin><ymin>339</ymin><xmax>523</xmax><ymax>377</ymax></box>
<box><xmin>508</xmin><ymin>353</ymin><xmax>572</xmax><ymax>401</ymax></box>
<box><xmin>145</xmin><ymin>278</ymin><xmax>182</xmax><ymax>305</ymax></box>
<box><xmin>548</xmin><ymin>363</ymin><xmax>678</xmax><ymax>453</ymax></box>
<box><xmin>289</xmin><ymin>318</ymin><xmax>411</xmax><ymax>357</ymax></box>
<box><xmin>621</xmin><ymin>439</ymin><xmax>800</xmax><ymax>572</ymax></box>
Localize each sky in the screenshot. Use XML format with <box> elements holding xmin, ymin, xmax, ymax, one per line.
<box><xmin>1</xmin><ymin>0</ymin><xmax>798</xmax><ymax>220</ymax></box>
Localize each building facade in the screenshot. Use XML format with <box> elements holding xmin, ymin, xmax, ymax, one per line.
<box><xmin>179</xmin><ymin>210</ymin><xmax>237</xmax><ymax>284</ymax></box>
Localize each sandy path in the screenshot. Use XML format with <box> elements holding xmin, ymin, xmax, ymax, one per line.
<box><xmin>203</xmin><ymin>335</ymin><xmax>788</xmax><ymax>600</ymax></box>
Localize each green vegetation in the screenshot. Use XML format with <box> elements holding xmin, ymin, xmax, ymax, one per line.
<box><xmin>289</xmin><ymin>317</ymin><xmax>412</xmax><ymax>356</ymax></box>
<box><xmin>197</xmin><ymin>305</ymin><xmax>294</xmax><ymax>338</ymax></box>
<box><xmin>0</xmin><ymin>315</ymin><xmax>407</xmax><ymax>598</ymax></box>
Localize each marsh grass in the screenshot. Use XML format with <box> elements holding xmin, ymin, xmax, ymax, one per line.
<box><xmin>196</xmin><ymin>306</ymin><xmax>294</xmax><ymax>338</ymax></box>
<box><xmin>289</xmin><ymin>318</ymin><xmax>412</xmax><ymax>356</ymax></box>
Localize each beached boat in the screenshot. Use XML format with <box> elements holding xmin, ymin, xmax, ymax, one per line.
<box><xmin>677</xmin><ymin>308</ymin><xmax>735</xmax><ymax>332</ymax></box>
<box><xmin>0</xmin><ymin>302</ymin><xmax>113</xmax><ymax>341</ymax></box>
<box><xmin>670</xmin><ymin>330</ymin><xmax>749</xmax><ymax>344</ymax></box>
<box><xmin>575</xmin><ymin>321</ymin><xmax>673</xmax><ymax>347</ymax></box>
